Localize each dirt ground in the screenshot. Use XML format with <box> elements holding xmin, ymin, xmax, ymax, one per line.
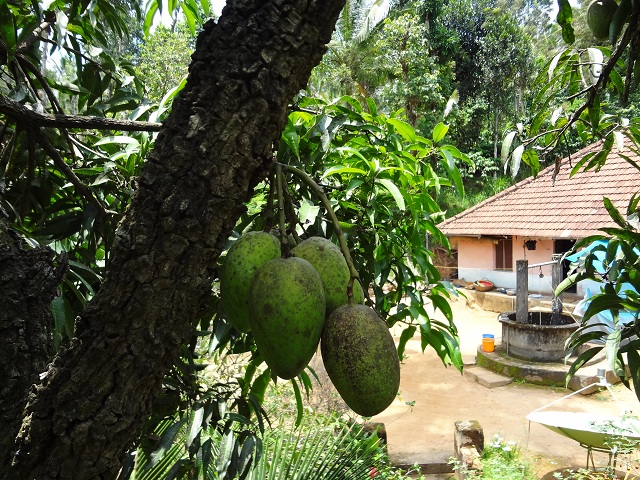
<box><xmin>370</xmin><ymin>295</ymin><xmax>640</xmax><ymax>479</ymax></box>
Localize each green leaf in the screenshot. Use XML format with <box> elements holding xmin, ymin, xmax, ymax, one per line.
<box><xmin>432</xmin><ymin>122</ymin><xmax>449</xmax><ymax>144</ymax></box>
<box><xmin>145</xmin><ymin>417</ymin><xmax>187</xmax><ymax>470</ymax></box>
<box><xmin>94</xmin><ymin>136</ymin><xmax>141</xmax><ymax>147</ymax></box>
<box><xmin>388</xmin><ymin>118</ymin><xmax>416</xmax><ymax>143</ymax></box>
<box><xmin>556</xmin><ymin>0</ymin><xmax>575</xmax><ymax>44</ymax></box>
<box><xmin>216</xmin><ymin>432</ymin><xmax>235</xmax><ymax>476</ymax></box>
<box><xmin>609</xmin><ymin>0</ymin><xmax>631</xmax><ymax>44</ymax></box>
<box><xmin>144</xmin><ymin>3</ymin><xmax>158</xmax><ymax>38</ymax></box>
<box><xmin>567</xmin><ymin>346</ymin><xmax>602</xmax><ymax>382</ymax></box>
<box><xmin>338</xmin><ymin>95</ymin><xmax>363</xmax><ymax>113</ymax></box>
<box><xmin>199</xmin><ymin>0</ymin><xmax>211</xmax><ymax>16</ymax></box>
<box><xmin>548</xmin><ymin>52</ymin><xmax>563</xmax><ymax>81</ymax></box>
<box><xmin>51</xmin><ymin>296</ymin><xmax>72</xmax><ymax>350</ymax></box>
<box><xmin>0</xmin><ymin>0</ymin><xmax>16</xmax><ymax>61</ymax></box>
<box><xmin>522</xmin><ymin>149</ymin><xmax>540</xmax><ymax>177</ymax></box>
<box><xmin>397</xmin><ymin>326</ymin><xmax>416</xmax><ymax>360</ymax></box>
<box><xmin>602</xmin><ymin>196</ymin><xmax>630</xmax><ymax>229</ymax></box>
<box><xmin>589</xmin><ymin>95</ymin><xmax>601</xmax><ymax>133</ymax></box>
<box><xmin>366</xmin><ymin>97</ymin><xmax>377</xmax><ymax>117</ymax></box>
<box><xmin>298</xmin><ymin>199</ymin><xmax>320</xmax><ymax>225</ymax></box>
<box><xmin>627</xmin><ymin>348</ymin><xmax>640</xmax><ymax>401</ymax></box>
<box><xmin>608</xmin><ymin>69</ymin><xmax>625</xmax><ymax>94</ymax></box>
<box><xmin>180</xmin><ymin>1</ymin><xmax>197</xmax><ymax>34</ymax></box>
<box><xmin>290</xmin><ymin>378</ymin><xmax>304</xmax><ymax>427</ymax></box>
<box><xmin>321</xmin><ymin>166</ymin><xmax>366</xmax><ymax>178</ymax></box>
<box><xmin>510</xmin><ymin>144</ymin><xmax>524</xmax><ymax>178</ymax></box>
<box><xmin>376</xmin><ymin>178</ymin><xmax>405</xmax><ymax>210</ymax></box>
<box><xmin>501</xmin><ymin>131</ymin><xmax>517</xmax><ymax>171</ymax></box>
<box><xmin>186</xmin><ymin>406</ymin><xmax>204</xmax><ymax>448</ymax></box>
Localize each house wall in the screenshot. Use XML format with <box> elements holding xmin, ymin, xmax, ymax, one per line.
<box><xmin>455</xmin><ymin>236</ymin><xmax>562</xmax><ymax>293</ymax></box>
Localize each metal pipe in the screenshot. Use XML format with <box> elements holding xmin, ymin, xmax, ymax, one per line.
<box><xmin>527</xmin><ymin>260</ymin><xmax>558</xmax><ymax>268</ymax></box>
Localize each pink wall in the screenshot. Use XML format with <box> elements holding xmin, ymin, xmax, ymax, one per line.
<box><xmin>457</xmin><ymin>237</ymin><xmax>495</xmax><ymax>269</ymax></box>
<box><xmin>512</xmin><ymin>236</ymin><xmax>555</xmax><ymax>277</ymax></box>
<box><xmin>453</xmin><ymin>236</ymin><xmax>561</xmax><ymax>292</ymax></box>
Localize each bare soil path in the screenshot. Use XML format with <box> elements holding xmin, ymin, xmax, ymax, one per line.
<box><xmin>372</xmin><ymin>295</ymin><xmax>640</xmax><ymax>479</ymax></box>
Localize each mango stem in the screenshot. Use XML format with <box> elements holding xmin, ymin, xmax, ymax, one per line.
<box><xmin>275</xmin><ymin>163</ymin><xmax>288</xmax><ymax>250</ymax></box>
<box><xmin>279</xmin><ymin>163</ymin><xmax>370</xmax><ymax>305</ymax></box>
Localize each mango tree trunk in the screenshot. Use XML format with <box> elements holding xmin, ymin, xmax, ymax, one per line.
<box><xmin>1</xmin><ymin>1</ymin><xmax>345</xmax><ymax>478</ymax></box>
<box><xmin>0</xmin><ymin>217</ymin><xmax>66</xmax><ymax>470</ymax></box>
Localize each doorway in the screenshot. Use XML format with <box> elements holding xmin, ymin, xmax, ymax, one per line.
<box><xmin>554</xmin><ymin>239</ymin><xmax>577</xmax><ymax>293</ymax></box>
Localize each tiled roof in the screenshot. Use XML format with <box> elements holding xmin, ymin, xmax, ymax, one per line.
<box><xmin>438</xmin><ymin>141</ymin><xmax>640</xmax><ymax>239</ymax></box>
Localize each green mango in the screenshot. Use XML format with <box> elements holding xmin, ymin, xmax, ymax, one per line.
<box><xmin>321</xmin><ymin>304</ymin><xmax>400</xmax><ymax>416</ymax></box>
<box><xmin>291</xmin><ymin>237</ymin><xmax>364</xmax><ymax>317</ymax></box>
<box><xmin>220</xmin><ymin>231</ymin><xmax>281</xmax><ymax>332</ymax></box>
<box><xmin>249</xmin><ymin>257</ymin><xmax>326</xmax><ymax>379</ymax></box>
<box><xmin>587</xmin><ymin>0</ymin><xmax>618</xmax><ymax>41</ymax></box>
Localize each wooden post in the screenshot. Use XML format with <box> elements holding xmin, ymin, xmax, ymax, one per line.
<box><xmin>551</xmin><ymin>254</ymin><xmax>563</xmax><ymax>315</ymax></box>
<box><xmin>516</xmin><ymin>259</ymin><xmax>528</xmax><ymax>323</ymax></box>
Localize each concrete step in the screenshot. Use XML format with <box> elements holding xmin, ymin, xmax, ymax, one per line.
<box><xmin>464</xmin><ymin>365</ymin><xmax>513</xmax><ymax>388</ymax></box>
<box><xmin>391</xmin><ymin>450</ymin><xmax>454</xmax><ymax>475</ymax></box>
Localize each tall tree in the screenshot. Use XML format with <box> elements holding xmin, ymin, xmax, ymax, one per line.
<box><xmin>0</xmin><ymin>0</ymin><xmax>346</xmax><ymax>478</ymax></box>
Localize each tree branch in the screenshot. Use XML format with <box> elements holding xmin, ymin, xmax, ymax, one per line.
<box><xmin>28</xmin><ymin>126</ymin><xmax>110</xmax><ymax>218</ymax></box>
<box><xmin>0</xmin><ymin>95</ymin><xmax>162</xmax><ymax>132</ymax></box>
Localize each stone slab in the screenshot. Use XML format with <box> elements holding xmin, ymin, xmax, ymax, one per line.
<box><xmin>463</xmin><ymin>289</ymin><xmax>580</xmax><ymax>315</ymax></box>
<box><xmin>391</xmin><ymin>450</ymin><xmax>454</xmax><ymax>475</ymax></box>
<box><xmin>463</xmin><ymin>365</ymin><xmax>513</xmax><ymax>388</ymax></box>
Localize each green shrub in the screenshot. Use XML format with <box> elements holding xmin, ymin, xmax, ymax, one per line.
<box><xmin>451</xmin><ymin>434</ymin><xmax>537</xmax><ymax>480</ymax></box>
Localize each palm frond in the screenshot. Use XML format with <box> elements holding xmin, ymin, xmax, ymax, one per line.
<box><xmin>249</xmin><ymin>421</ymin><xmax>381</xmax><ymax>480</ymax></box>
<box><xmin>354</xmin><ymin>0</ymin><xmax>392</xmax><ymax>43</ymax></box>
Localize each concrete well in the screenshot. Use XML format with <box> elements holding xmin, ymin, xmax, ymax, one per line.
<box><xmin>498</xmin><ymin>311</ymin><xmax>579</xmax><ymax>362</ymax></box>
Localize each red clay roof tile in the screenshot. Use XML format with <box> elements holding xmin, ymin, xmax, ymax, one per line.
<box><xmin>438</xmin><ymin>141</ymin><xmax>640</xmax><ymax>239</ymax></box>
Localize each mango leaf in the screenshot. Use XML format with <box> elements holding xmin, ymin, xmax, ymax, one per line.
<box><xmin>0</xmin><ymin>0</ymin><xmax>16</xmax><ymax>61</ymax></box>
<box><xmin>397</xmin><ymin>326</ymin><xmax>416</xmax><ymax>361</ymax></box>
<box><xmin>94</xmin><ymin>135</ymin><xmax>141</xmax><ymax>147</ymax></box>
<box><xmin>321</xmin><ymin>166</ymin><xmax>366</xmax><ymax>178</ymax></box>
<box><xmin>501</xmin><ymin>131</ymin><xmax>517</xmax><ymax>171</ymax></box>
<box><xmin>143</xmin><ymin>3</ymin><xmax>157</xmax><ymax>36</ymax></box>
<box><xmin>548</xmin><ymin>51</ymin><xmax>563</xmax><ymax>81</ymax></box>
<box><xmin>216</xmin><ymin>432</ymin><xmax>235</xmax><ymax>476</ymax></box>
<box><xmin>181</xmin><ymin>0</ymin><xmax>197</xmax><ymax>34</ymax></box>
<box><xmin>430</xmin><ymin>293</ymin><xmax>453</xmax><ymax>323</ymax></box>
<box><xmin>290</xmin><ymin>378</ymin><xmax>304</xmax><ymax>427</ymax></box>
<box><xmin>232</xmin><ymin>435</ymin><xmax>257</xmax><ymax>480</ymax></box>
<box><xmin>186</xmin><ymin>406</ymin><xmax>204</xmax><ymax>448</ymax></box>
<box><xmin>566</xmin><ymin>347</ymin><xmax>602</xmax><ymax>382</ymax></box>
<box><xmin>522</xmin><ymin>149</ymin><xmax>540</xmax><ymax>177</ymax></box>
<box><xmin>376</xmin><ymin>178</ymin><xmax>405</xmax><ymax>210</ymax></box>
<box><xmin>556</xmin><ymin>0</ymin><xmax>575</xmax><ymax>44</ymax></box>
<box><xmin>388</xmin><ymin>118</ymin><xmax>416</xmax><ymax>143</ymax></box>
<box><xmin>51</xmin><ymin>295</ymin><xmax>73</xmax><ymax>351</ymax></box>
<box><xmin>584</xmin><ymin>295</ymin><xmax>627</xmax><ymax>320</ymax></box>
<box><xmin>588</xmin><ymin>95</ymin><xmax>601</xmax><ymax>133</ymax></box>
<box><xmin>510</xmin><ymin>145</ymin><xmax>525</xmax><ymax>178</ymax></box>
<box><xmin>144</xmin><ymin>417</ymin><xmax>187</xmax><ymax>470</ymax></box>
<box><xmin>602</xmin><ymin>196</ymin><xmax>631</xmax><ymax>229</ymax></box>
<box><xmin>627</xmin><ymin>348</ymin><xmax>640</xmax><ymax>401</ymax></box>
<box><xmin>298</xmin><ymin>199</ymin><xmax>320</xmax><ymax>225</ymax></box>
<box><xmin>432</xmin><ymin>122</ymin><xmax>449</xmax><ymax>143</ymax></box>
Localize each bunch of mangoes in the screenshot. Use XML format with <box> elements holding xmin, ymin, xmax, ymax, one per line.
<box><xmin>220</xmin><ymin>232</ymin><xmax>400</xmax><ymax>416</ymax></box>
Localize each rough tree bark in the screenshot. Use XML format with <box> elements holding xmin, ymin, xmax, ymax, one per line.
<box><xmin>0</xmin><ymin>216</ymin><xmax>66</xmax><ymax>470</ymax></box>
<box><xmin>2</xmin><ymin>0</ymin><xmax>346</xmax><ymax>478</ymax></box>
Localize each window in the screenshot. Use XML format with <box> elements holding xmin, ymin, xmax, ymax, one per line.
<box><xmin>496</xmin><ymin>237</ymin><xmax>513</xmax><ymax>271</ymax></box>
